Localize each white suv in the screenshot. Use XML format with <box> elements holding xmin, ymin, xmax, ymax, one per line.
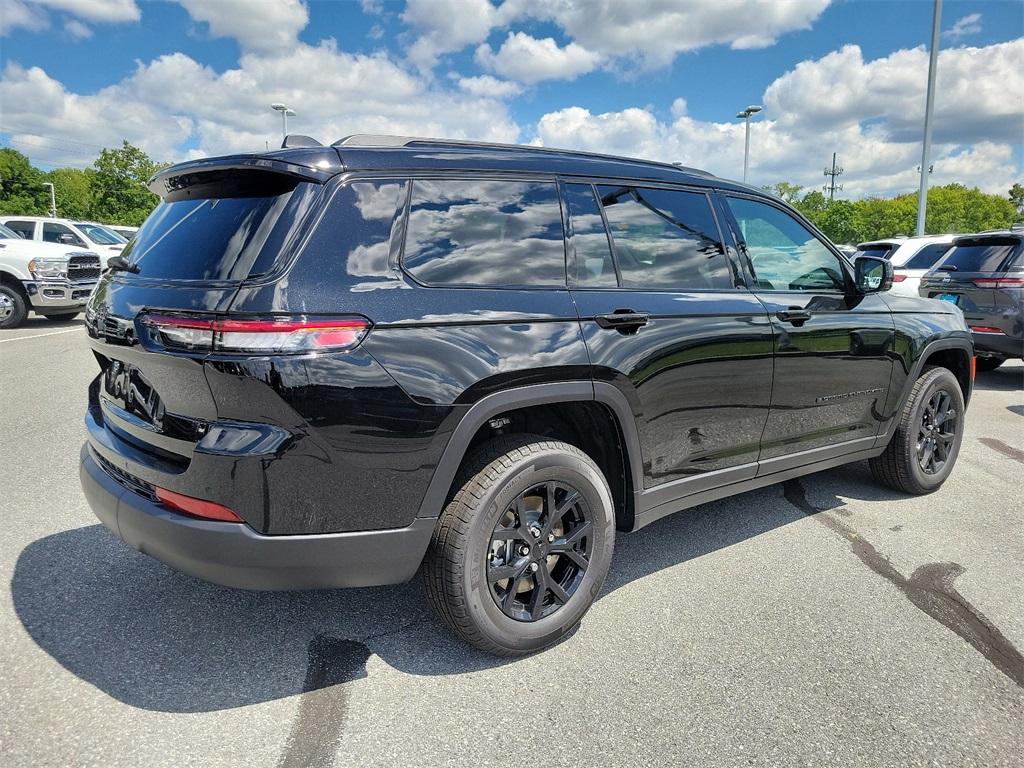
<box><xmin>0</xmin><ymin>223</ymin><xmax>100</xmax><ymax>328</ymax></box>
<box><xmin>875</xmin><ymin>235</ymin><xmax>958</xmax><ymax>297</ymax></box>
<box><xmin>0</xmin><ymin>217</ymin><xmax>127</xmax><ymax>265</ymax></box>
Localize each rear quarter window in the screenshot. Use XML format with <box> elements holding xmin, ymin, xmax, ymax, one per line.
<box><xmin>402</xmin><ymin>179</ymin><xmax>566</xmax><ymax>287</ymax></box>
<box><xmin>902</xmin><ymin>243</ymin><xmax>951</xmax><ymax>270</ymax></box>
<box><xmin>123</xmin><ymin>175</ymin><xmax>322</xmax><ymax>281</ymax></box>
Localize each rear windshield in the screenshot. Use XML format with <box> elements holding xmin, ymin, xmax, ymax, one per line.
<box><xmin>122</xmin><ymin>173</ymin><xmax>321</xmax><ymax>281</ymax></box>
<box><xmin>903</xmin><ymin>243</ymin><xmax>951</xmax><ymax>270</ymax></box>
<box><xmin>937</xmin><ymin>238</ymin><xmax>1022</xmax><ymax>273</ymax></box>
<box><xmin>853</xmin><ymin>244</ymin><xmax>899</xmax><ymax>260</ymax></box>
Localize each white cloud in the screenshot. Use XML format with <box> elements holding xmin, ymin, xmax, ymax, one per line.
<box><xmin>517</xmin><ymin>0</ymin><xmax>831</xmax><ymax>66</ymax></box>
<box><xmin>401</xmin><ymin>0</ymin><xmax>831</xmax><ymax>71</ymax></box>
<box><xmin>476</xmin><ymin>32</ymin><xmax>600</xmax><ymax>83</ymax></box>
<box><xmin>1</xmin><ymin>0</ymin><xmax>137</xmax><ymax>35</ymax></box>
<box><xmin>177</xmin><ymin>0</ymin><xmax>309</xmax><ymax>55</ymax></box>
<box><xmin>532</xmin><ymin>40</ymin><xmax>1023</xmax><ymax>198</ymax></box>
<box><xmin>454</xmin><ymin>74</ymin><xmax>523</xmax><ymax>98</ymax></box>
<box><xmin>0</xmin><ymin>39</ymin><xmax>519</xmax><ymax>167</ymax></box>
<box><xmin>63</xmin><ymin>17</ymin><xmax>91</xmax><ymax>38</ymax></box>
<box><xmin>360</xmin><ymin>0</ymin><xmax>383</xmax><ymax>15</ymax></box>
<box><xmin>402</xmin><ymin>0</ymin><xmax>507</xmax><ymax>69</ymax></box>
<box><xmin>33</xmin><ymin>0</ymin><xmax>138</xmax><ymax>22</ymax></box>
<box><xmin>943</xmin><ymin>13</ymin><xmax>982</xmax><ymax>39</ymax></box>
<box><xmin>670</xmin><ymin>97</ymin><xmax>687</xmax><ymax>118</ymax></box>
<box><xmin>764</xmin><ymin>41</ymin><xmax>1024</xmax><ymax>144</ymax></box>
<box><xmin>0</xmin><ymin>0</ymin><xmax>48</xmax><ymax>34</ymax></box>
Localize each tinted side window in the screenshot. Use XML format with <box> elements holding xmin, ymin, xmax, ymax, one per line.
<box><xmin>5</xmin><ymin>221</ymin><xmax>35</xmax><ymax>239</ymax></box>
<box><xmin>596</xmin><ymin>186</ymin><xmax>729</xmax><ymax>290</ymax></box>
<box><xmin>726</xmin><ymin>197</ymin><xmax>846</xmax><ymax>292</ymax></box>
<box><xmin>42</xmin><ymin>222</ymin><xmax>84</xmax><ymax>246</ymax></box>
<box><xmin>903</xmin><ymin>243</ymin><xmax>951</xmax><ymax>270</ymax></box>
<box><xmin>403</xmin><ymin>179</ymin><xmax>566</xmax><ymax>287</ymax></box>
<box><xmin>564</xmin><ymin>183</ymin><xmax>615</xmax><ymax>287</ymax></box>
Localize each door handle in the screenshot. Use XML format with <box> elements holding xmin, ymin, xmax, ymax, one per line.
<box><xmin>595</xmin><ymin>310</ymin><xmax>650</xmax><ymax>333</ymax></box>
<box><xmin>776</xmin><ymin>307</ymin><xmax>813</xmax><ymax>326</ymax></box>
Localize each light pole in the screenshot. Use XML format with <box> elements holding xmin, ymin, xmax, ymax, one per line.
<box><xmin>736</xmin><ymin>105</ymin><xmax>762</xmax><ymax>184</ymax></box>
<box><xmin>915</xmin><ymin>0</ymin><xmax>942</xmax><ymax>236</ymax></box>
<box><xmin>42</xmin><ymin>182</ymin><xmax>56</xmax><ymax>217</ymax></box>
<box><xmin>270</xmin><ymin>103</ymin><xmax>296</xmax><ymax>145</ymax></box>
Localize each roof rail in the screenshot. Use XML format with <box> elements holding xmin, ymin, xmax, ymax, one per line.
<box><xmin>332</xmin><ymin>134</ymin><xmax>712</xmax><ymax>177</ymax></box>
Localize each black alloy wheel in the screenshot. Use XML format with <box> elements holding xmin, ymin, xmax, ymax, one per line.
<box><xmin>917</xmin><ymin>389</ymin><xmax>958</xmax><ymax>475</ymax></box>
<box><xmin>487</xmin><ymin>481</ymin><xmax>593</xmax><ymax>622</ymax></box>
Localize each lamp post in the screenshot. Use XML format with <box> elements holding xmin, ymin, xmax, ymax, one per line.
<box><xmin>42</xmin><ymin>182</ymin><xmax>56</xmax><ymax>217</ymax></box>
<box><xmin>915</xmin><ymin>0</ymin><xmax>942</xmax><ymax>236</ymax></box>
<box><xmin>736</xmin><ymin>105</ymin><xmax>762</xmax><ymax>184</ymax></box>
<box><xmin>270</xmin><ymin>103</ymin><xmax>296</xmax><ymax>145</ymax></box>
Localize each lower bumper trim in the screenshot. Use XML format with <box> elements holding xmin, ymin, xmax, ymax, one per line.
<box><xmin>80</xmin><ymin>444</ymin><xmax>436</xmax><ymax>591</ymax></box>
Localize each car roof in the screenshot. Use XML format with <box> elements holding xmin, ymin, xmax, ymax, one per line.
<box><xmin>952</xmin><ymin>230</ymin><xmax>1024</xmax><ymax>243</ymax></box>
<box><xmin>150</xmin><ymin>135</ymin><xmax>768</xmax><ymax>198</ymax></box>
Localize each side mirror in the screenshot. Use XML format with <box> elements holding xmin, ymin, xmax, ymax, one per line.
<box><xmin>59</xmin><ymin>233</ymin><xmax>83</xmax><ymax>246</ymax></box>
<box><xmin>854</xmin><ymin>255</ymin><xmax>893</xmax><ymax>293</ymax></box>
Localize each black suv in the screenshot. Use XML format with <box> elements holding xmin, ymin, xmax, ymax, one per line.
<box><xmin>80</xmin><ymin>136</ymin><xmax>973</xmax><ymax>655</ymax></box>
<box><xmin>919</xmin><ymin>229</ymin><xmax>1023</xmax><ymax>371</ymax></box>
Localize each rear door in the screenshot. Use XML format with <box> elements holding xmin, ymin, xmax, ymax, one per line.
<box><xmin>718</xmin><ymin>193</ymin><xmax>894</xmax><ymax>467</ymax></box>
<box><xmin>563</xmin><ymin>180</ymin><xmax>774</xmax><ymax>501</ymax></box>
<box><xmin>85</xmin><ymin>169</ymin><xmax>325</xmax><ymax>465</ymax></box>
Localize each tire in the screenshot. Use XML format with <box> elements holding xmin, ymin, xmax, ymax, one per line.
<box><xmin>975</xmin><ymin>357</ymin><xmax>1004</xmax><ymax>372</ymax></box>
<box><xmin>42</xmin><ymin>311</ymin><xmax>79</xmax><ymax>322</ymax></box>
<box><xmin>869</xmin><ymin>366</ymin><xmax>965</xmax><ymax>494</ymax></box>
<box><xmin>0</xmin><ymin>284</ymin><xmax>28</xmax><ymax>329</ymax></box>
<box><xmin>422</xmin><ymin>435</ymin><xmax>615</xmax><ymax>656</ymax></box>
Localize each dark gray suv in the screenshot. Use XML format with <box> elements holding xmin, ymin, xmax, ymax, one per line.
<box><xmin>920</xmin><ymin>229</ymin><xmax>1024</xmax><ymax>371</ymax></box>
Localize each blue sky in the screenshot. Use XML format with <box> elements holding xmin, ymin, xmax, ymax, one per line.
<box><xmin>1</xmin><ymin>0</ymin><xmax>1021</xmax><ymax>198</ymax></box>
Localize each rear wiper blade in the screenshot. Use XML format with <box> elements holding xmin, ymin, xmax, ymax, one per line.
<box><xmin>106</xmin><ymin>255</ymin><xmax>140</xmax><ymax>274</ymax></box>
<box><xmin>937</xmin><ymin>265</ymin><xmax>958</xmax><ymax>271</ymax></box>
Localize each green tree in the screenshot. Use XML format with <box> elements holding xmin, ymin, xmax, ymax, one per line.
<box><xmin>91</xmin><ymin>141</ymin><xmax>164</xmax><ymax>226</ymax></box>
<box><xmin>44</xmin><ymin>167</ymin><xmax>94</xmax><ymax>219</ymax></box>
<box><xmin>1009</xmin><ymin>183</ymin><xmax>1024</xmax><ymax>216</ymax></box>
<box><xmin>763</xmin><ymin>182</ymin><xmax>804</xmax><ymax>203</ymax></box>
<box><xmin>0</xmin><ymin>148</ymin><xmax>48</xmax><ymax>215</ymax></box>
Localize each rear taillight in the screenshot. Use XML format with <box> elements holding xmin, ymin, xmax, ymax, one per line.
<box><xmin>973</xmin><ymin>277</ymin><xmax>1024</xmax><ymax>288</ymax></box>
<box><xmin>892</xmin><ymin>274</ymin><xmax>907</xmax><ymax>283</ymax></box>
<box><xmin>969</xmin><ymin>326</ymin><xmax>1005</xmax><ymax>334</ymax></box>
<box><xmin>140</xmin><ymin>314</ymin><xmax>369</xmax><ymax>354</ymax></box>
<box><xmin>155</xmin><ymin>487</ymin><xmax>245</xmax><ymax>523</ymax></box>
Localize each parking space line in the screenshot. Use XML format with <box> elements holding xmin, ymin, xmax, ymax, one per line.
<box><xmin>0</xmin><ymin>328</ymin><xmax>82</xmax><ymax>343</ymax></box>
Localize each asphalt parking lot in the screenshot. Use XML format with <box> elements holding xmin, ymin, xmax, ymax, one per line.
<box><xmin>1</xmin><ymin>317</ymin><xmax>1022</xmax><ymax>767</ymax></box>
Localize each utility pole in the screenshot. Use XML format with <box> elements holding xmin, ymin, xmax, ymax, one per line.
<box><xmin>735</xmin><ymin>105</ymin><xmax>762</xmax><ymax>184</ymax></box>
<box><xmin>916</xmin><ymin>0</ymin><xmax>942</xmax><ymax>236</ymax></box>
<box><xmin>823</xmin><ymin>153</ymin><xmax>844</xmax><ymax>200</ymax></box>
<box><xmin>42</xmin><ymin>182</ymin><xmax>57</xmax><ymax>217</ymax></box>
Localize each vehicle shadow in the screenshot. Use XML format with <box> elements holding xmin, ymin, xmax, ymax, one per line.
<box><xmin>972</xmin><ymin>366</ymin><xmax>1023</xmax><ymax>393</ymax></box>
<box><xmin>11</xmin><ymin>462</ymin><xmax>889</xmax><ymax>714</ymax></box>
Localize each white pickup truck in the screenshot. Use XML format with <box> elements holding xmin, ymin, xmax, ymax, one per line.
<box><xmin>0</xmin><ymin>223</ymin><xmax>101</xmax><ymax>329</ymax></box>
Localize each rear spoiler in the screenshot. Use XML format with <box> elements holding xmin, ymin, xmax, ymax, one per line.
<box><xmin>147</xmin><ymin>149</ymin><xmax>344</xmax><ymax>200</ymax></box>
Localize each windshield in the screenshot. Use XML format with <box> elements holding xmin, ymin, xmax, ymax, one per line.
<box><xmin>853</xmin><ymin>243</ymin><xmax>900</xmax><ymax>260</ymax></box>
<box><xmin>0</xmin><ymin>224</ymin><xmax>22</xmax><ymax>240</ymax></box>
<box><xmin>78</xmin><ymin>223</ymin><xmax>127</xmax><ymax>244</ymax></box>
<box><xmin>122</xmin><ymin>176</ymin><xmax>320</xmax><ymax>281</ymax></box>
<box><xmin>938</xmin><ymin>238</ymin><xmax>1022</xmax><ymax>273</ymax></box>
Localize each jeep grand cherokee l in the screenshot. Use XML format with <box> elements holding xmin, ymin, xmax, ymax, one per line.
<box><xmin>80</xmin><ymin>136</ymin><xmax>974</xmax><ymax>655</ymax></box>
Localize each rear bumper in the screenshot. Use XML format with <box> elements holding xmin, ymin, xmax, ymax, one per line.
<box><xmin>971</xmin><ymin>330</ymin><xmax>1023</xmax><ymax>359</ymax></box>
<box><xmin>80</xmin><ymin>444</ymin><xmax>436</xmax><ymax>590</ymax></box>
